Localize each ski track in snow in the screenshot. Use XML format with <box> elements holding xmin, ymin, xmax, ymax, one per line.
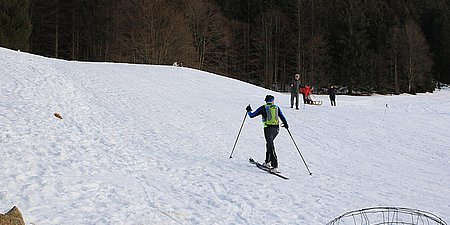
<box><xmin>1</xmin><ymin>48</ymin><xmax>449</xmax><ymax>224</ymax></box>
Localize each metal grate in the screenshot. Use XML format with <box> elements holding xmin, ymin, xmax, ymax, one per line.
<box><xmin>327</xmin><ymin>207</ymin><xmax>447</xmax><ymax>225</ymax></box>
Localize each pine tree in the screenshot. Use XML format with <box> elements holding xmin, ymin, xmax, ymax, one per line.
<box><xmin>30</xmin><ymin>0</ymin><xmax>59</xmax><ymax>58</ymax></box>
<box><xmin>330</xmin><ymin>0</ymin><xmax>370</xmax><ymax>94</ymax></box>
<box><xmin>0</xmin><ymin>0</ymin><xmax>32</xmax><ymax>51</ymax></box>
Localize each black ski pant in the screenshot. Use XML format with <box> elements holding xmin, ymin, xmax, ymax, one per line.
<box><xmin>291</xmin><ymin>93</ymin><xmax>299</xmax><ymax>109</ymax></box>
<box><xmin>330</xmin><ymin>95</ymin><xmax>336</xmax><ymax>106</ymax></box>
<box><xmin>264</xmin><ymin>126</ymin><xmax>279</xmax><ymax>168</ymax></box>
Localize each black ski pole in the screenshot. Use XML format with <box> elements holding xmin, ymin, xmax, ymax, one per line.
<box><xmin>383</xmin><ymin>104</ymin><xmax>389</xmax><ymax>121</ymax></box>
<box><xmin>229</xmin><ymin>112</ymin><xmax>247</xmax><ymax>158</ymax></box>
<box><xmin>286</xmin><ymin>128</ymin><xmax>312</xmax><ymax>175</ymax></box>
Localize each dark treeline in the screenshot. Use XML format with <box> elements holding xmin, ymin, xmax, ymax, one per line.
<box><xmin>2</xmin><ymin>0</ymin><xmax>450</xmax><ymax>94</ymax></box>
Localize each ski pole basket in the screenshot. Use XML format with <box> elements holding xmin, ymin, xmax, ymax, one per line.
<box><xmin>326</xmin><ymin>207</ymin><xmax>447</xmax><ymax>225</ymax></box>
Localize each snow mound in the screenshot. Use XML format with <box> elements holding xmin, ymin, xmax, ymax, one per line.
<box><xmin>1</xmin><ymin>47</ymin><xmax>449</xmax><ymax>224</ymax></box>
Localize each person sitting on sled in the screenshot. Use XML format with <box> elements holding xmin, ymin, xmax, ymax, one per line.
<box><xmin>302</xmin><ymin>85</ymin><xmax>314</xmax><ymax>104</ymax></box>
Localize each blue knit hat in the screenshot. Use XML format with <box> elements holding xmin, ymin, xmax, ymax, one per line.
<box><xmin>265</xmin><ymin>95</ymin><xmax>275</xmax><ymax>102</ymax></box>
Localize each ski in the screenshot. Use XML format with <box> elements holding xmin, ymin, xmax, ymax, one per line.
<box><xmin>249</xmin><ymin>158</ymin><xmax>289</xmax><ymax>180</ymax></box>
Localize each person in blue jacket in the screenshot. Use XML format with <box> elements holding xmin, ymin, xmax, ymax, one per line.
<box><xmin>246</xmin><ymin>95</ymin><xmax>289</xmax><ymax>173</ymax></box>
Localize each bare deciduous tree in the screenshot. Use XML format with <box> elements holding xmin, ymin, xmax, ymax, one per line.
<box><xmin>402</xmin><ymin>19</ymin><xmax>433</xmax><ymax>93</ymax></box>
<box><xmin>253</xmin><ymin>6</ymin><xmax>287</xmax><ymax>89</ymax></box>
<box><xmin>184</xmin><ymin>0</ymin><xmax>231</xmax><ymax>71</ymax></box>
<box><xmin>386</xmin><ymin>23</ymin><xmax>402</xmax><ymax>94</ymax></box>
<box><xmin>111</xmin><ymin>0</ymin><xmax>194</xmax><ymax>65</ymax></box>
<box><xmin>305</xmin><ymin>34</ymin><xmax>331</xmax><ymax>86</ymax></box>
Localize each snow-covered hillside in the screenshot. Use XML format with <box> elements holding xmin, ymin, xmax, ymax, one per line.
<box><xmin>1</xmin><ymin>47</ymin><xmax>449</xmax><ymax>224</ymax></box>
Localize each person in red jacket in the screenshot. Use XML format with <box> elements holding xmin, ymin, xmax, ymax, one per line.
<box><xmin>299</xmin><ymin>86</ymin><xmax>306</xmax><ymax>104</ymax></box>
<box><xmin>301</xmin><ymin>85</ymin><xmax>313</xmax><ymax>104</ymax></box>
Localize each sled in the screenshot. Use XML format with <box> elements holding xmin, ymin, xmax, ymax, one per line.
<box><xmin>305</xmin><ymin>100</ymin><xmax>322</xmax><ymax>106</ymax></box>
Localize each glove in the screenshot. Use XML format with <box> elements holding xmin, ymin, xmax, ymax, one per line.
<box><xmin>282</xmin><ymin>123</ymin><xmax>289</xmax><ymax>129</ymax></box>
<box><xmin>246</xmin><ymin>104</ymin><xmax>252</xmax><ymax>112</ymax></box>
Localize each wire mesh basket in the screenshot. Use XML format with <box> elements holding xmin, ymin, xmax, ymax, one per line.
<box><xmin>327</xmin><ymin>207</ymin><xmax>447</xmax><ymax>225</ymax></box>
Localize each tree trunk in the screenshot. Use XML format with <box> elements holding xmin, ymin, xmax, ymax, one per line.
<box><xmin>394</xmin><ymin>55</ymin><xmax>399</xmax><ymax>93</ymax></box>
<box><xmin>297</xmin><ymin>0</ymin><xmax>302</xmax><ymax>73</ymax></box>
<box><xmin>55</xmin><ymin>0</ymin><xmax>59</xmax><ymax>58</ymax></box>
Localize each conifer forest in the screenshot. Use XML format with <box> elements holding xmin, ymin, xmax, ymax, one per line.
<box><xmin>2</xmin><ymin>0</ymin><xmax>450</xmax><ymax>94</ymax></box>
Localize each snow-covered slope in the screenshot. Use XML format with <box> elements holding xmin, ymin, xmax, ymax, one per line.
<box><xmin>1</xmin><ymin>47</ymin><xmax>449</xmax><ymax>224</ymax></box>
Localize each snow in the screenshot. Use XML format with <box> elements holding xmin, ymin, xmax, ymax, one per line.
<box><xmin>1</xmin><ymin>47</ymin><xmax>449</xmax><ymax>224</ymax></box>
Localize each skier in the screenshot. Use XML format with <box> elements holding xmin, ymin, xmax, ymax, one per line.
<box><xmin>246</xmin><ymin>95</ymin><xmax>289</xmax><ymax>173</ymax></box>
<box><xmin>290</xmin><ymin>73</ymin><xmax>301</xmax><ymax>109</ymax></box>
<box><xmin>328</xmin><ymin>85</ymin><xmax>337</xmax><ymax>106</ymax></box>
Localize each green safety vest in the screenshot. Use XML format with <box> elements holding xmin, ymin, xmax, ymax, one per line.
<box><xmin>263</xmin><ymin>103</ymin><xmax>279</xmax><ymax>127</ymax></box>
